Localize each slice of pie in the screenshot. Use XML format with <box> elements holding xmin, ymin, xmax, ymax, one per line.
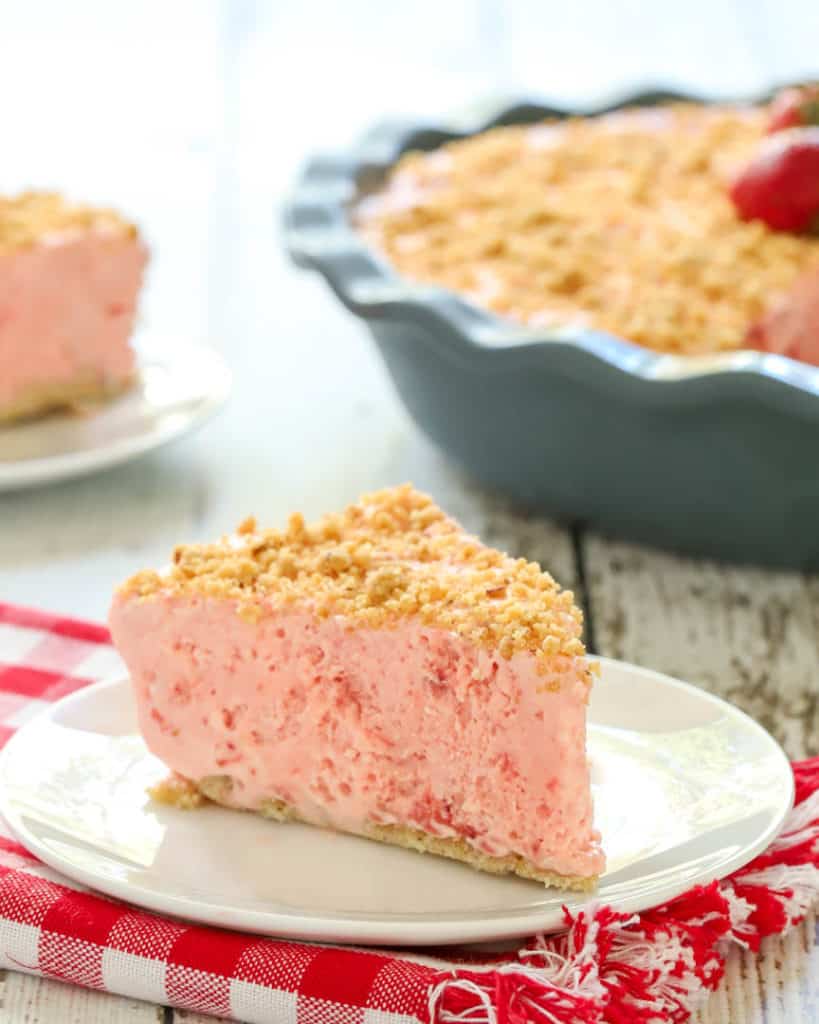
<box><xmin>0</xmin><ymin>192</ymin><xmax>147</xmax><ymax>423</ymax></box>
<box><xmin>109</xmin><ymin>485</ymin><xmax>604</xmax><ymax>890</ymax></box>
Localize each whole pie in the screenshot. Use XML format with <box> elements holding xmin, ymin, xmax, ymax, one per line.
<box><xmin>357</xmin><ymin>101</ymin><xmax>819</xmax><ymax>364</ymax></box>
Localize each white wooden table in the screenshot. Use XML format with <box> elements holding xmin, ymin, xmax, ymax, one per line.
<box><xmin>2</xmin><ymin>1</ymin><xmax>819</xmax><ymax>1019</ymax></box>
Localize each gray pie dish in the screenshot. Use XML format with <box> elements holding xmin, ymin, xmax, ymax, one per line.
<box><xmin>283</xmin><ymin>89</ymin><xmax>819</xmax><ymax>569</ymax></box>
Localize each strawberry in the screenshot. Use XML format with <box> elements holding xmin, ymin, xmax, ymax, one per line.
<box><xmin>729</xmin><ymin>127</ymin><xmax>819</xmax><ymax>233</ymax></box>
<box><xmin>767</xmin><ymin>84</ymin><xmax>819</xmax><ymax>133</ymax></box>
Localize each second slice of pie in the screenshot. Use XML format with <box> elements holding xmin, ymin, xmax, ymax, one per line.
<box><xmin>0</xmin><ymin>192</ymin><xmax>147</xmax><ymax>423</ymax></box>
<box><xmin>109</xmin><ymin>485</ymin><xmax>604</xmax><ymax>890</ymax></box>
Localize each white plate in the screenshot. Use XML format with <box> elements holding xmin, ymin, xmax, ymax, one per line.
<box><xmin>0</xmin><ymin>659</ymin><xmax>793</xmax><ymax>946</ymax></box>
<box><xmin>0</xmin><ymin>334</ymin><xmax>231</xmax><ymax>491</ymax></box>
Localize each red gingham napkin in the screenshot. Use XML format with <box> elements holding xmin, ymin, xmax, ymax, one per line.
<box><xmin>1</xmin><ymin>600</ymin><xmax>818</xmax><ymax>1024</ymax></box>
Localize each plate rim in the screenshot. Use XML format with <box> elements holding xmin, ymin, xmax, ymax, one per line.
<box><xmin>0</xmin><ymin>337</ymin><xmax>231</xmax><ymax>491</ymax></box>
<box><xmin>0</xmin><ymin>658</ymin><xmax>795</xmax><ymax>945</ymax></box>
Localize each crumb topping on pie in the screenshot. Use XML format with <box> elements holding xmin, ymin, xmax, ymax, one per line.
<box><xmin>0</xmin><ymin>192</ymin><xmax>137</xmax><ymax>250</ymax></box>
<box><xmin>121</xmin><ymin>484</ymin><xmax>587</xmax><ymax>676</ymax></box>
<box><xmin>357</xmin><ymin>104</ymin><xmax>819</xmax><ymax>355</ymax></box>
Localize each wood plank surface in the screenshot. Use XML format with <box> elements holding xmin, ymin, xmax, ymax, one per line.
<box><xmin>583</xmin><ymin>535</ymin><xmax>819</xmax><ymax>759</ymax></box>
<box><xmin>0</xmin><ymin>971</ymin><xmax>161</xmax><ymax>1023</ymax></box>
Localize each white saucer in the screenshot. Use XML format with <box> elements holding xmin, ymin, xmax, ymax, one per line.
<box><xmin>0</xmin><ymin>334</ymin><xmax>231</xmax><ymax>491</ymax></box>
<box><xmin>0</xmin><ymin>659</ymin><xmax>793</xmax><ymax>946</ymax></box>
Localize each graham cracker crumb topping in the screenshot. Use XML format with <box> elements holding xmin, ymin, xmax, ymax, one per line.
<box><xmin>357</xmin><ymin>104</ymin><xmax>819</xmax><ymax>356</ymax></box>
<box><xmin>0</xmin><ymin>191</ymin><xmax>138</xmax><ymax>250</ymax></box>
<box><xmin>120</xmin><ymin>485</ymin><xmax>587</xmax><ymax>677</ymax></box>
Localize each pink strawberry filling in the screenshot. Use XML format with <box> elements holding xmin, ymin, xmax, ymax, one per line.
<box><xmin>746</xmin><ymin>266</ymin><xmax>819</xmax><ymax>366</ymax></box>
<box><xmin>110</xmin><ymin>592</ymin><xmax>604</xmax><ymax>879</ymax></box>
<box><xmin>0</xmin><ymin>230</ymin><xmax>146</xmax><ymax>412</ymax></box>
